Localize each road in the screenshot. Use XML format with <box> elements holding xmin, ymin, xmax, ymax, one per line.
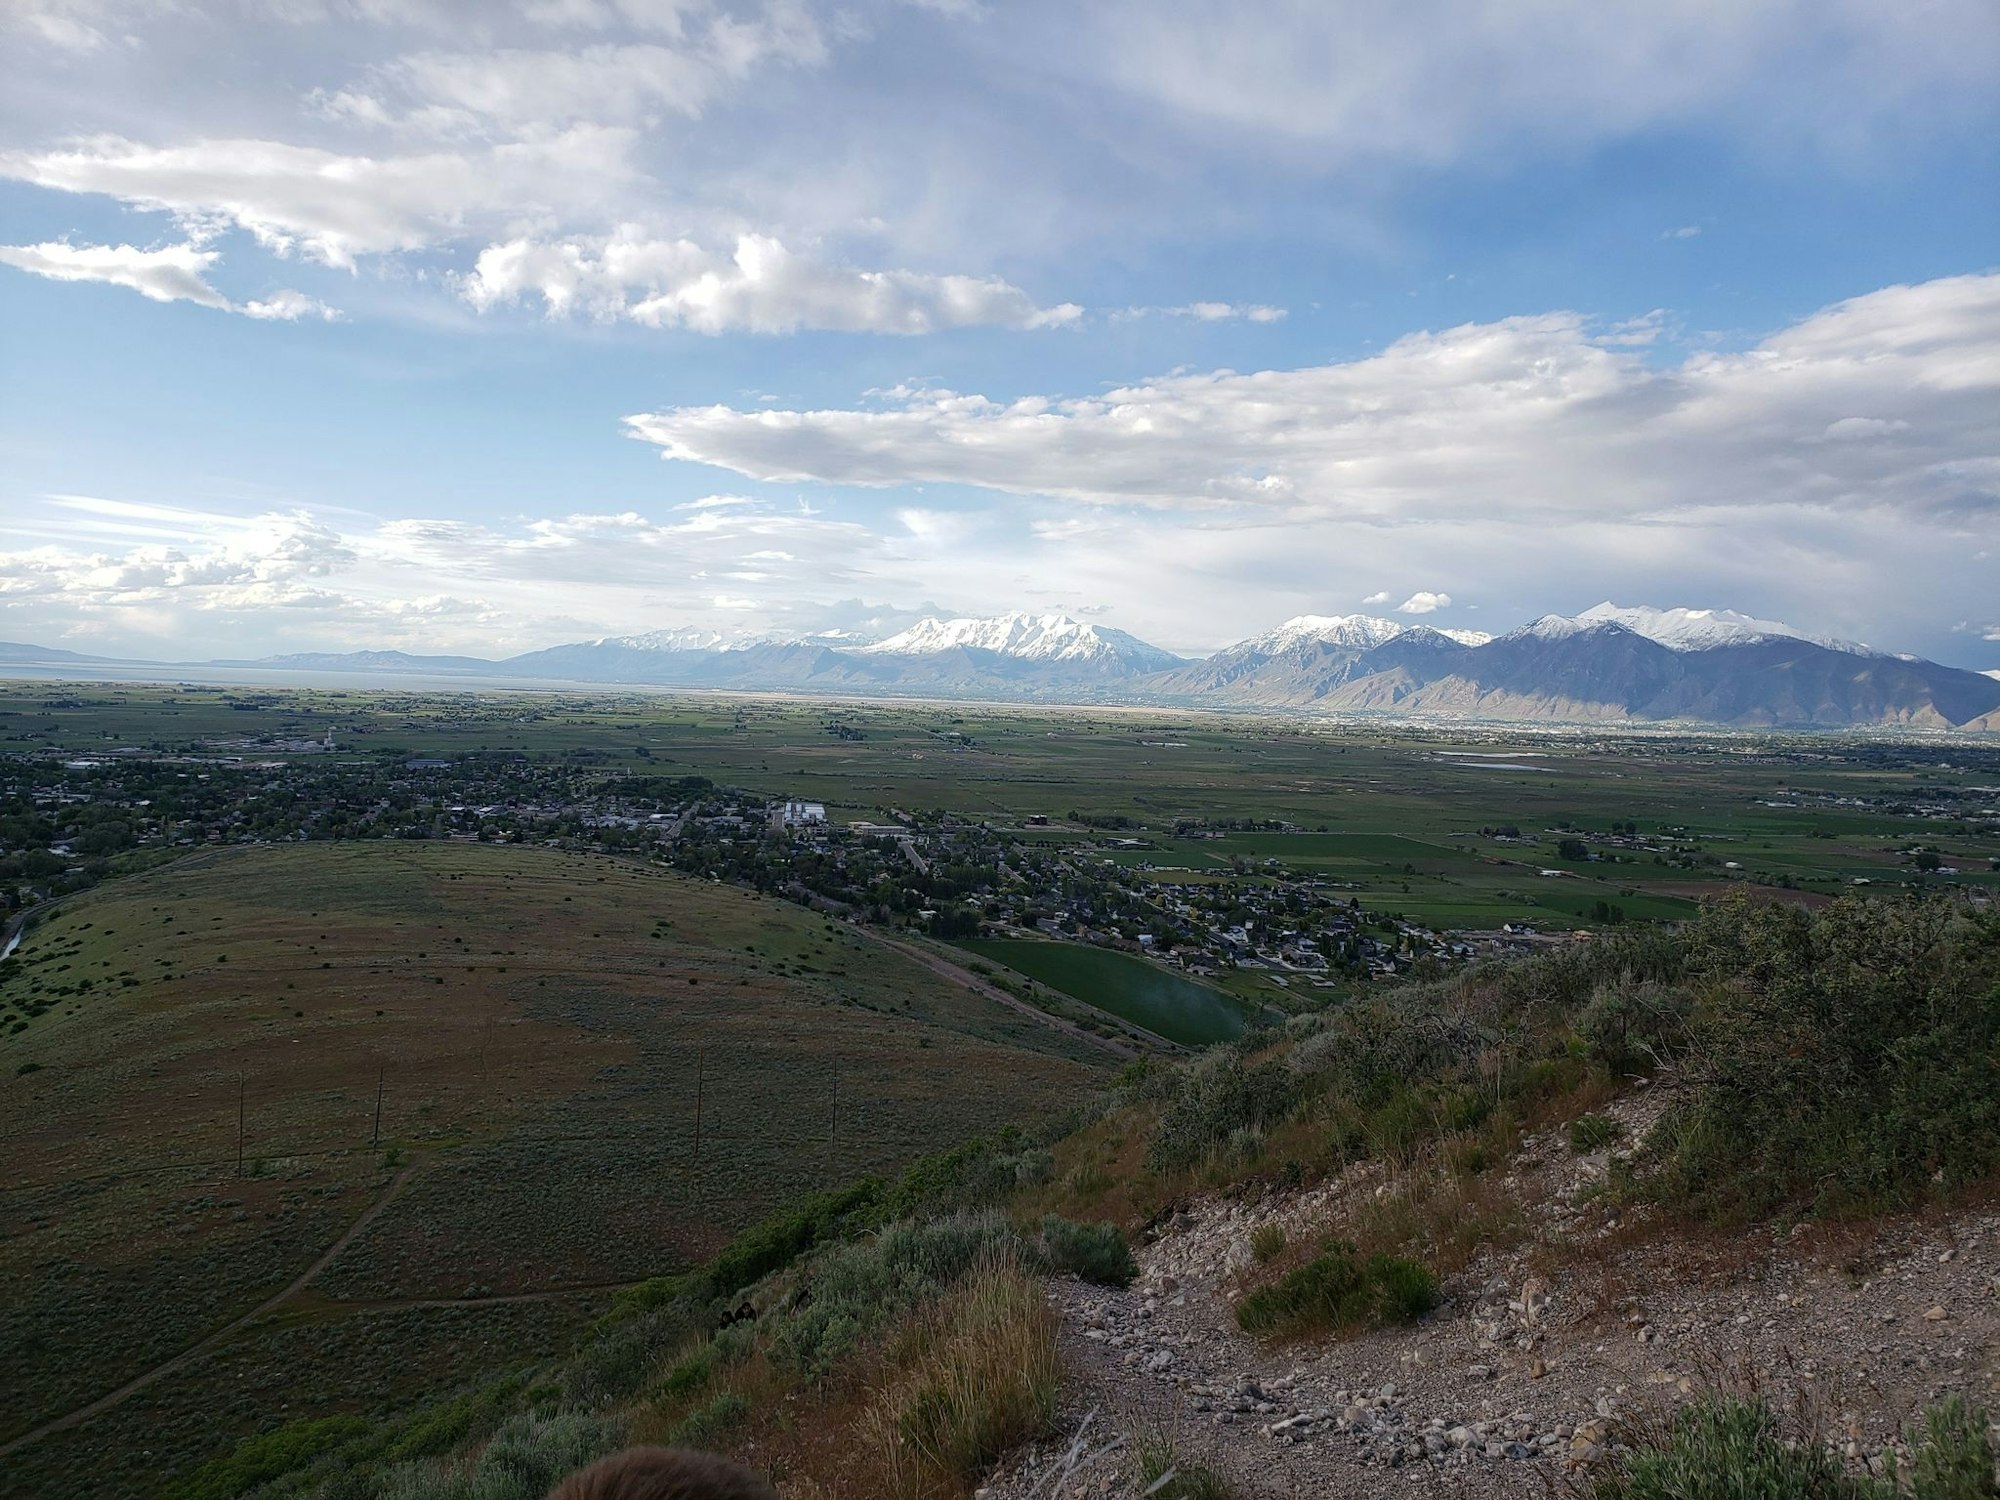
<box><xmin>0</xmin><ymin>1160</ymin><xmax>421</xmax><ymax>1460</ymax></box>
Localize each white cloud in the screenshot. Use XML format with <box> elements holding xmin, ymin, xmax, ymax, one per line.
<box><xmin>1397</xmin><ymin>590</ymin><xmax>1450</xmax><ymax>614</ymax></box>
<box><xmin>1078</xmin><ymin>0</ymin><xmax>2000</xmax><ymax>163</ymax></box>
<box><xmin>0</xmin><ymin>240</ymin><xmax>230</xmax><ymax>308</ymax></box>
<box><xmin>627</xmin><ymin>272</ymin><xmax>2000</xmax><ymax>529</ymax></box>
<box><xmin>461</xmin><ymin>227</ymin><xmax>1077</xmax><ymax>334</ymax></box>
<box><xmin>0</xmin><ymin>239</ymin><xmax>344</xmax><ymax>321</ymax></box>
<box><xmin>322</xmin><ymin>5</ymin><xmax>827</xmax><ymax>133</ymax></box>
<box><xmin>1132</xmin><ymin>301</ymin><xmax>1287</xmax><ymax>323</ymax></box>
<box><xmin>1360</xmin><ymin>590</ymin><xmax>1391</xmax><ymax>605</ymax></box>
<box><xmin>1</xmin><ymin>128</ymin><xmax>639</xmax><ymax>268</ymax></box>
<box><xmin>1663</xmin><ymin>225</ymin><xmax>1702</xmax><ymax>239</ymax></box>
<box><xmin>242</xmin><ymin>288</ymin><xmax>343</xmax><ymax>321</ymax></box>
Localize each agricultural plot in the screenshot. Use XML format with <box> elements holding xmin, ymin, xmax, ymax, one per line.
<box><xmin>957</xmin><ymin>937</ymin><xmax>1250</xmax><ymax>1046</ymax></box>
<box><xmin>0</xmin><ymin>843</ymin><xmax>1105</xmax><ymax>1498</ymax></box>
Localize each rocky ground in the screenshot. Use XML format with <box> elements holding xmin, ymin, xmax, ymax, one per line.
<box><xmin>982</xmin><ymin>1086</ymin><xmax>2000</xmax><ymax>1499</ymax></box>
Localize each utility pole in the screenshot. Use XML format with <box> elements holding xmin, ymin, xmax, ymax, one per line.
<box><xmin>372</xmin><ymin>1064</ymin><xmax>386</xmax><ymax>1149</ymax></box>
<box><xmin>236</xmin><ymin>1072</ymin><xmax>246</xmax><ymax>1178</ymax></box>
<box><xmin>829</xmin><ymin>1075</ymin><xmax>839</xmax><ymax>1147</ymax></box>
<box><xmin>692</xmin><ymin>1048</ymin><xmax>705</xmax><ymax>1161</ymax></box>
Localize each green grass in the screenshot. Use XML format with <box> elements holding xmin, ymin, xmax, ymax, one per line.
<box><xmin>1235</xmin><ymin>1242</ymin><xmax>1438</xmax><ymax>1337</ymax></box>
<box><xmin>958</xmin><ymin>938</ymin><xmax>1247</xmax><ymax>1045</ymax></box>
<box><xmin>0</xmin><ymin>842</ymin><xmax>1104</xmax><ymax>1496</ymax></box>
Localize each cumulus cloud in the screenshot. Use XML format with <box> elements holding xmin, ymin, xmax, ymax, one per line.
<box><xmin>627</xmin><ymin>272</ymin><xmax>2000</xmax><ymax>528</ymax></box>
<box><xmin>461</xmin><ymin>228</ymin><xmax>1077</xmax><ymax>334</ymax></box>
<box><xmin>1397</xmin><ymin>591</ymin><xmax>1450</xmax><ymax>614</ymax></box>
<box><xmin>1360</xmin><ymin>590</ymin><xmax>1391</xmax><ymax>605</ymax></box>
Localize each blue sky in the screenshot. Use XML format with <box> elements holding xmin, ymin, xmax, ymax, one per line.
<box><xmin>1</xmin><ymin>0</ymin><xmax>1997</xmax><ymax>666</ymax></box>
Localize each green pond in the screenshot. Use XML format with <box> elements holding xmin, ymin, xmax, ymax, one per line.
<box><xmin>957</xmin><ymin>938</ymin><xmax>1247</xmax><ymax>1046</ymax></box>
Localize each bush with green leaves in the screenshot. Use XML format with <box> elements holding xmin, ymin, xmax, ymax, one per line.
<box><xmin>1235</xmin><ymin>1241</ymin><xmax>1437</xmax><ymax>1337</ymax></box>
<box><xmin>1249</xmin><ymin>1223</ymin><xmax>1286</xmax><ymax>1264</ymax></box>
<box><xmin>1037</xmin><ymin>1215</ymin><xmax>1136</xmax><ymax>1285</ymax></box>
<box><xmin>160</xmin><ymin>1415</ymin><xmax>370</xmax><ymax>1500</ymax></box>
<box><xmin>769</xmin><ymin>1211</ymin><xmax>1018</xmax><ymax>1377</ymax></box>
<box><xmin>1655</xmin><ymin>897</ymin><xmax>2000</xmax><ymax>1221</ymax></box>
<box><xmin>1146</xmin><ymin>1050</ymin><xmax>1296</xmax><ymax>1172</ymax></box>
<box><xmin>1595</xmin><ymin>1393</ymin><xmax>1997</xmax><ymax>1500</ymax></box>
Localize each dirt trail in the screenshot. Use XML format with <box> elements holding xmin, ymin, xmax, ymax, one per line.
<box><xmin>858</xmin><ymin>929</ymin><xmax>1140</xmax><ymax>1061</ymax></box>
<box><xmin>0</xmin><ymin>1161</ymin><xmax>421</xmax><ymax>1460</ymax></box>
<box><xmin>985</xmin><ymin>1093</ymin><xmax>2000</xmax><ymax>1498</ymax></box>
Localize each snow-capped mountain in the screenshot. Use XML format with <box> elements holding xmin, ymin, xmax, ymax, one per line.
<box><xmin>1571</xmin><ymin>602</ymin><xmax>1872</xmax><ymax>654</ymax></box>
<box><xmin>1239</xmin><ymin>614</ymin><xmax>1409</xmax><ymax>655</ymax></box>
<box><xmin>859</xmin><ymin>612</ymin><xmax>1184</xmax><ymax>672</ymax></box>
<box><xmin>63</xmin><ymin>599</ymin><xmax>1995</xmax><ymax>729</ymax></box>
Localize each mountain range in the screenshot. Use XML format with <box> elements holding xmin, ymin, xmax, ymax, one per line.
<box><xmin>5</xmin><ymin>604</ymin><xmax>1997</xmax><ymax>731</ymax></box>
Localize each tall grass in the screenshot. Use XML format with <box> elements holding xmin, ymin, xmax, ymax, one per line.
<box><xmin>867</xmin><ymin>1254</ymin><xmax>1061</xmax><ymax>1499</ymax></box>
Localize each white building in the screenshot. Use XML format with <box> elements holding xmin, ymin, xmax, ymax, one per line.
<box><xmin>777</xmin><ymin>799</ymin><xmax>827</xmax><ymax>828</ymax></box>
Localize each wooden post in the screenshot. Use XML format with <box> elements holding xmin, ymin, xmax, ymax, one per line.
<box><xmin>692</xmin><ymin>1049</ymin><xmax>705</xmax><ymax>1161</ymax></box>
<box><xmin>829</xmin><ymin>1075</ymin><xmax>839</xmax><ymax>1147</ymax></box>
<box><xmin>372</xmin><ymin>1064</ymin><xmax>386</xmax><ymax>1149</ymax></box>
<box><xmin>236</xmin><ymin>1072</ymin><xmax>246</xmax><ymax>1178</ymax></box>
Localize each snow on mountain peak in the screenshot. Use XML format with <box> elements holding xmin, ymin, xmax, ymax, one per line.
<box><xmin>1575</xmin><ymin>602</ymin><xmax>1871</xmax><ymax>654</ymax></box>
<box><xmin>861</xmin><ymin>612</ymin><xmax>1180</xmax><ymax>668</ymax></box>
<box><xmin>1243</xmin><ymin>614</ymin><xmax>1407</xmax><ymax>654</ymax></box>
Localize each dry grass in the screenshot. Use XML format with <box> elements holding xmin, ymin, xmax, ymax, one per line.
<box><xmin>864</xmin><ymin>1252</ymin><xmax>1061</xmax><ymax>1499</ymax></box>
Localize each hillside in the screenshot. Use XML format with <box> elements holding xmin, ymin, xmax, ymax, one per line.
<box><xmin>92</xmin><ymin>890</ymin><xmax>2000</xmax><ymax>1499</ymax></box>
<box><xmin>0</xmin><ymin>843</ymin><xmax>1110</xmax><ymax>1498</ymax></box>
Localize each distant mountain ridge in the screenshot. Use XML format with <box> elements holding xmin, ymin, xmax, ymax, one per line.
<box><xmin>4</xmin><ymin>602</ymin><xmax>1998</xmax><ymax>730</ymax></box>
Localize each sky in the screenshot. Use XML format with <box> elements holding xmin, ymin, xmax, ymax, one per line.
<box><xmin>1</xmin><ymin>0</ymin><xmax>1997</xmax><ymax>668</ymax></box>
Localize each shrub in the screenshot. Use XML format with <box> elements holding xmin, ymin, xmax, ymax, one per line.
<box><xmin>1038</xmin><ymin>1215</ymin><xmax>1136</xmax><ymax>1285</ymax></box>
<box><xmin>469</xmin><ymin>1409</ymin><xmax>624</xmax><ymax>1498</ymax></box>
<box><xmin>867</xmin><ymin>1257</ymin><xmax>1060</xmax><ymax>1499</ymax></box>
<box><xmin>1235</xmin><ymin>1241</ymin><xmax>1437</xmax><ymax>1337</ymax></box>
<box><xmin>1595</xmin><ymin>1393</ymin><xmax>1998</xmax><ymax>1500</ymax></box>
<box><xmin>383</xmin><ymin>1374</ymin><xmax>525</xmax><ymax>1462</ymax></box>
<box><xmin>1570</xmin><ymin>1114</ymin><xmax>1624</xmax><ymax>1154</ymax></box>
<box><xmin>1655</xmin><ymin>897</ymin><xmax>2000</xmax><ymax>1221</ymax></box>
<box><xmin>667</xmin><ymin>1391</ymin><xmax>749</xmax><ymax>1449</ymax></box>
<box><xmin>1147</xmin><ymin>1050</ymin><xmax>1296</xmax><ymax>1172</ymax></box>
<box><xmin>1249</xmin><ymin>1223</ymin><xmax>1286</xmax><ymax>1264</ymax></box>
<box><xmin>771</xmin><ymin>1211</ymin><xmax>1017</xmax><ymax>1377</ymax></box>
<box><xmin>161</xmin><ymin>1415</ymin><xmax>370</xmax><ymax>1500</ymax></box>
<box><xmin>1909</xmin><ymin>1395</ymin><xmax>1999</xmax><ymax>1499</ymax></box>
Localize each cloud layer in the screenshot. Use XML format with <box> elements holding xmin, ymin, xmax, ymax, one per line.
<box><xmin>628</xmin><ymin>272</ymin><xmax>2000</xmax><ymax>527</ymax></box>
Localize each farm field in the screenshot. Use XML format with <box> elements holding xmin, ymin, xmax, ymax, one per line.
<box><xmin>956</xmin><ymin>937</ymin><xmax>1249</xmax><ymax>1045</ymax></box>
<box><xmin>6</xmin><ymin>682</ymin><xmax>1996</xmax><ymax>941</ymax></box>
<box><xmin>0</xmin><ymin>842</ymin><xmax>1107</xmax><ymax>1498</ymax></box>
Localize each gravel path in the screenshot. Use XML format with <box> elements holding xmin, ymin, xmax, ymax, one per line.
<box><xmin>983</xmin><ymin>1093</ymin><xmax>2000</xmax><ymax>1498</ymax></box>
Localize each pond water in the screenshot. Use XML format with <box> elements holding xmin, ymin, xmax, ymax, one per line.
<box><xmin>958</xmin><ymin>938</ymin><xmax>1247</xmax><ymax>1046</ymax></box>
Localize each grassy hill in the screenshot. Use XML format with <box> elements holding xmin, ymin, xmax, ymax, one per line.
<box><xmin>0</xmin><ymin>842</ymin><xmax>1108</xmax><ymax>1498</ymax></box>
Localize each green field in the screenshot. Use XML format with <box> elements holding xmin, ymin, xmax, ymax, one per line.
<box><xmin>0</xmin><ymin>843</ymin><xmax>1106</xmax><ymax>1498</ymax></box>
<box><xmin>7</xmin><ymin>681</ymin><xmax>1994</xmax><ymax>939</ymax></box>
<box><xmin>958</xmin><ymin>937</ymin><xmax>1248</xmax><ymax>1045</ymax></box>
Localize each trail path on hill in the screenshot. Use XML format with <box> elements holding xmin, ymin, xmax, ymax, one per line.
<box><xmin>0</xmin><ymin>1161</ymin><xmax>423</xmax><ymax>1460</ymax></box>
<box><xmin>858</xmin><ymin>929</ymin><xmax>1141</xmax><ymax>1061</ymax></box>
<box><xmin>985</xmin><ymin>1090</ymin><xmax>2000</xmax><ymax>1499</ymax></box>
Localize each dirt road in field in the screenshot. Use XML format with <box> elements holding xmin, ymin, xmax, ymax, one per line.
<box><xmin>0</xmin><ymin>1160</ymin><xmax>422</xmax><ymax>1459</ymax></box>
<box><xmin>857</xmin><ymin>928</ymin><xmax>1141</xmax><ymax>1062</ymax></box>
